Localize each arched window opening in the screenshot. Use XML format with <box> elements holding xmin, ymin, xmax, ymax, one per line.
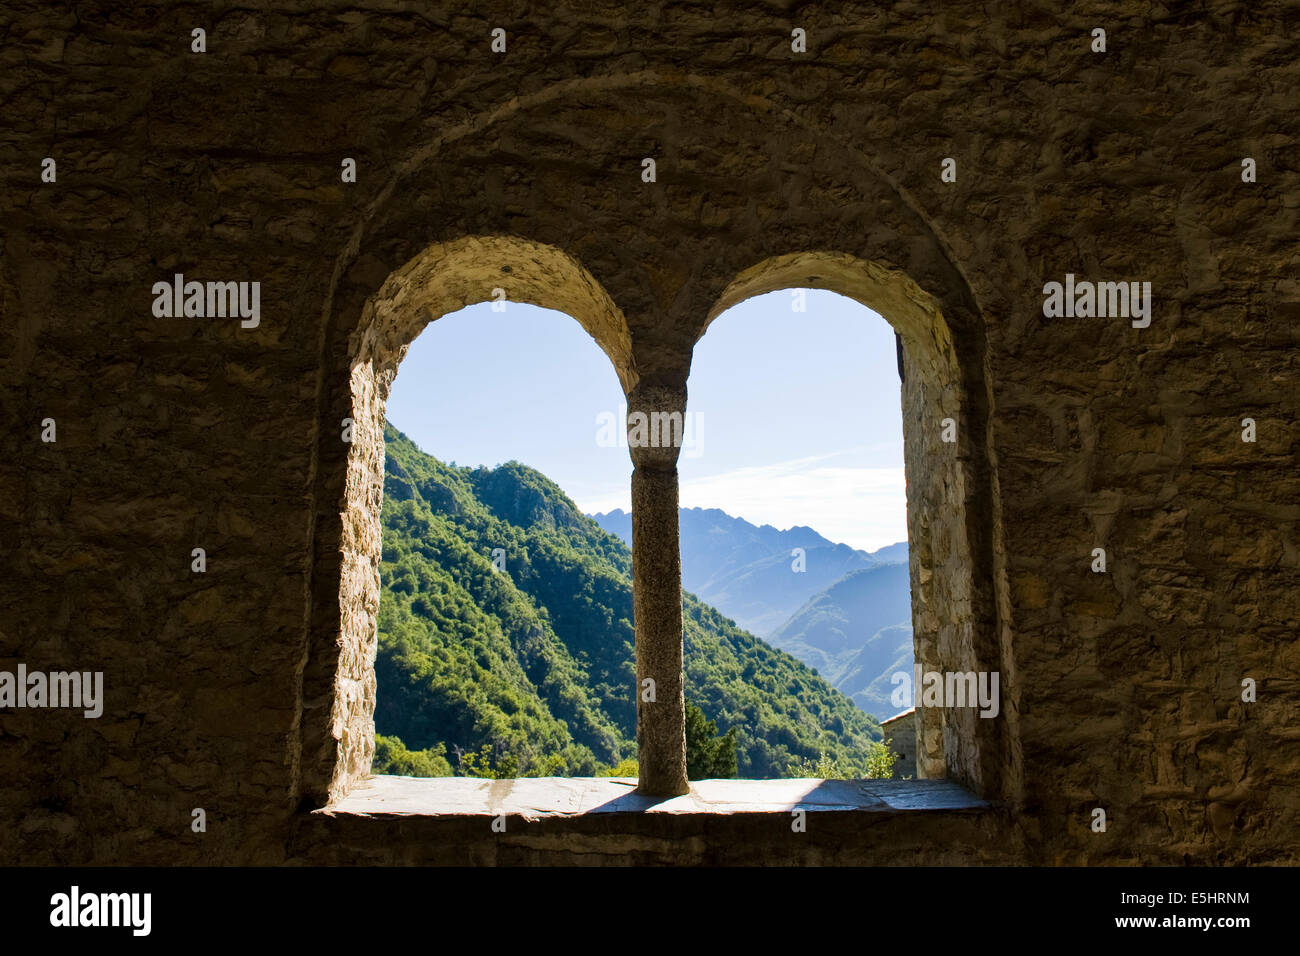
<box><xmin>315</xmin><ymin>239</ymin><xmax>1001</xmax><ymax>806</ymax></box>
<box><xmin>671</xmin><ymin>288</ymin><xmax>915</xmax><ymax>779</ymax></box>
<box><xmin>372</xmin><ymin>301</ymin><xmax>638</xmax><ymax>780</ymax></box>
<box><xmin>697</xmin><ymin>251</ymin><xmax>1001</xmax><ymax>793</ymax></box>
<box><xmin>311</xmin><ymin>236</ymin><xmax>638</xmax><ymax>802</ymax></box>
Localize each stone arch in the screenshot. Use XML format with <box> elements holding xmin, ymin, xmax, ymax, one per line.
<box><xmin>301</xmin><ymin>235</ymin><xmax>634</xmax><ymax>805</ymax></box>
<box><xmin>350</xmin><ymin>235</ymin><xmax>636</xmax><ymax>393</ymax></box>
<box><xmin>297</xmin><ymin>74</ymin><xmax>1018</xmax><ymax>805</ymax></box>
<box><xmin>694</xmin><ymin>251</ymin><xmax>1015</xmax><ymax>802</ymax></box>
<box><xmin>312</xmin><ymin>71</ymin><xmax>999</xmax><ymax>386</ymax></box>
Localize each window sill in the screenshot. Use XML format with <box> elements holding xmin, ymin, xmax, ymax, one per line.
<box><xmin>321</xmin><ymin>774</ymin><xmax>989</xmax><ymax>818</ymax></box>
<box><xmin>294</xmin><ymin>775</ymin><xmax>1005</xmax><ymax>864</ymax></box>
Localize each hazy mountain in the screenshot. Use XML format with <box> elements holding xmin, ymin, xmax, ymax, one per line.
<box><xmin>769</xmin><ymin>566</ymin><xmax>915</xmax><ymax>718</ymax></box>
<box><xmin>591</xmin><ymin>506</ymin><xmax>907</xmax><ymax>637</ymax></box>
<box><xmin>591</xmin><ymin>506</ymin><xmax>914</xmax><ymax>720</ymax></box>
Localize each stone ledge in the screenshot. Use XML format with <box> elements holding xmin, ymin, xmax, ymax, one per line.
<box><xmin>321</xmin><ymin>774</ymin><xmax>990</xmax><ymax>819</ymax></box>
<box><xmin>291</xmin><ymin>776</ymin><xmax>1009</xmax><ymax>864</ymax></box>
<box><xmin>291</xmin><ymin>776</ymin><xmax>1010</xmax><ymax>864</ymax></box>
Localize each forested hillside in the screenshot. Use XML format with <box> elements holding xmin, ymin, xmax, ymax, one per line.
<box><xmin>770</xmin><ymin>565</ymin><xmax>915</xmax><ymax>718</ymax></box>
<box><xmin>373</xmin><ymin>424</ymin><xmax>885</xmax><ymax>779</ymax></box>
<box><xmin>592</xmin><ymin>506</ymin><xmax>887</xmax><ymax>636</ymax></box>
<box><xmin>592</xmin><ymin>505</ymin><xmax>915</xmax><ymax>720</ymax></box>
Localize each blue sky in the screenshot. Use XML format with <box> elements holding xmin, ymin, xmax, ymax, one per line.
<box><xmin>385</xmin><ymin>289</ymin><xmax>907</xmax><ymax>552</ymax></box>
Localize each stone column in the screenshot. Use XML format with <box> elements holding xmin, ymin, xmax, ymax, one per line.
<box><xmin>627</xmin><ymin>382</ymin><xmax>690</xmax><ymax>796</ymax></box>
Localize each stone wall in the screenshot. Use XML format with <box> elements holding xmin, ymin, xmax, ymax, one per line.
<box><xmin>1</xmin><ymin>1</ymin><xmax>1296</xmax><ymax>865</ymax></box>
<box><xmin>881</xmin><ymin>709</ymin><xmax>918</xmax><ymax>781</ymax></box>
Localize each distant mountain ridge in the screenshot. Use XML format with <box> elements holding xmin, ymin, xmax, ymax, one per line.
<box><xmin>590</xmin><ymin>506</ymin><xmax>907</xmax><ymax>638</ymax></box>
<box><xmin>591</xmin><ymin>506</ymin><xmax>914</xmax><ymax>719</ymax></box>
<box><xmin>769</xmin><ymin>565</ymin><xmax>915</xmax><ymax>717</ymax></box>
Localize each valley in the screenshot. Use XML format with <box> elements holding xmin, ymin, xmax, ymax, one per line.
<box><xmin>373</xmin><ymin>424</ymin><xmax>890</xmax><ymax>780</ymax></box>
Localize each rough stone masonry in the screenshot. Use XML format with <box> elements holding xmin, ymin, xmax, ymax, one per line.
<box><xmin>0</xmin><ymin>1</ymin><xmax>1296</xmax><ymax>865</ymax></box>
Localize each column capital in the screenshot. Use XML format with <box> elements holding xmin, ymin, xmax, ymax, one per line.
<box><xmin>625</xmin><ymin>381</ymin><xmax>688</xmax><ymax>469</ymax></box>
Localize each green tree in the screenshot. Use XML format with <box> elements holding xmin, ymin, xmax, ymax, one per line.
<box><xmin>597</xmin><ymin>757</ymin><xmax>639</xmax><ymax>777</ymax></box>
<box><xmin>787</xmin><ymin>740</ymin><xmax>897</xmax><ymax>779</ymax></box>
<box><xmin>685</xmin><ymin>699</ymin><xmax>739</xmax><ymax>779</ymax></box>
<box><xmin>457</xmin><ymin>744</ymin><xmax>519</xmax><ymax>779</ymax></box>
<box><xmin>372</xmin><ymin>734</ymin><xmax>454</xmax><ymax>777</ymax></box>
<box><xmin>864</xmin><ymin>738</ymin><xmax>899</xmax><ymax>780</ymax></box>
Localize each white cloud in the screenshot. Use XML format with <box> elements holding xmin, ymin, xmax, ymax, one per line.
<box><xmin>576</xmin><ymin>456</ymin><xmax>909</xmax><ymax>552</ymax></box>
<box><xmin>680</xmin><ymin>460</ymin><xmax>907</xmax><ymax>552</ymax></box>
<box><xmin>571</xmin><ymin>485</ymin><xmax>632</xmax><ymax>516</ymax></box>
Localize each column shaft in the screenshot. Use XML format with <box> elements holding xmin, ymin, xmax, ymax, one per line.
<box><xmin>631</xmin><ymin>464</ymin><xmax>689</xmax><ymax>796</ymax></box>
